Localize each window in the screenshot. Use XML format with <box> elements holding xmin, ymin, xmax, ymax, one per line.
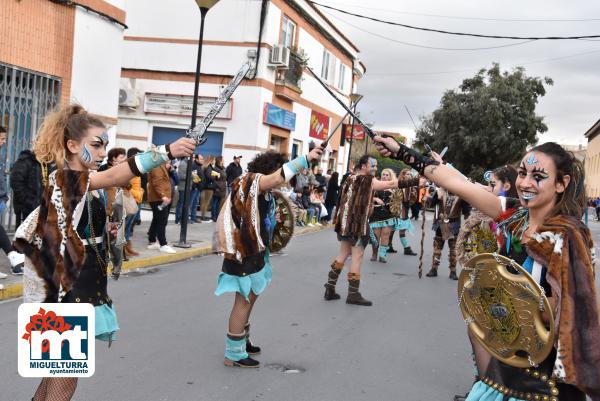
<box><xmin>281</xmin><ymin>16</ymin><xmax>296</xmax><ymax>49</ymax></box>
<box><xmin>321</xmin><ymin>49</ymin><xmax>337</xmax><ymax>84</ymax></box>
<box><xmin>291</xmin><ymin>139</ymin><xmax>303</xmax><ymax>159</ymax></box>
<box><xmin>337</xmin><ymin>63</ymin><xmax>347</xmax><ymax>91</ymax></box>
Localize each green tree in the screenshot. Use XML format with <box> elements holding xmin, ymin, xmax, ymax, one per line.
<box><xmin>415</xmin><ymin>63</ymin><xmax>553</xmax><ymax>180</ymax></box>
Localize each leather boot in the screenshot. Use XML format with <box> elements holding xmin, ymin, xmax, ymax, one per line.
<box><xmin>403</xmin><ymin>246</ymin><xmax>417</xmax><ymax>256</ymax></box>
<box><xmin>125</xmin><ymin>240</ymin><xmax>140</xmax><ymax>257</ymax></box>
<box><xmin>426</xmin><ymin>267</ymin><xmax>438</xmax><ymax>277</ymax></box>
<box><xmin>324</xmin><ymin>260</ymin><xmax>344</xmax><ymax>300</ymax></box>
<box><xmin>449</xmin><ymin>270</ymin><xmax>458</xmax><ymax>280</ymax></box>
<box><xmin>346</xmin><ymin>273</ymin><xmax>372</xmax><ymax>306</ymax></box>
<box><xmin>224</xmin><ymin>331</ymin><xmax>260</xmax><ymax>368</ymax></box>
<box><xmin>245</xmin><ymin>324</ymin><xmax>261</xmax><ymax>355</ymax></box>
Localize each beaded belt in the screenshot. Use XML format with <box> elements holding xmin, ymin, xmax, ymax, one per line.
<box><xmin>481</xmin><ymin>367</ymin><xmax>560</xmax><ymax>401</ymax></box>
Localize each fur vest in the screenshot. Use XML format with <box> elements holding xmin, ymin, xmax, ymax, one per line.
<box><xmin>14</xmin><ymin>170</ymin><xmax>90</xmax><ymax>303</ymax></box>
<box><xmin>523</xmin><ymin>215</ymin><xmax>600</xmax><ymax>400</ymax></box>
<box><xmin>213</xmin><ymin>173</ymin><xmax>267</xmax><ymax>262</ymax></box>
<box><xmin>334</xmin><ymin>174</ymin><xmax>374</xmax><ymax>239</ymax></box>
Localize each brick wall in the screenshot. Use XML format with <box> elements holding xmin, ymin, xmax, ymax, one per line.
<box><xmin>0</xmin><ymin>0</ymin><xmax>76</xmax><ymax>105</ymax></box>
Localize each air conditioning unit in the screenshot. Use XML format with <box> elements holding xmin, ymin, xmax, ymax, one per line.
<box><xmin>268</xmin><ymin>45</ymin><xmax>290</xmax><ymax>68</ymax></box>
<box><xmin>119</xmin><ymin>88</ymin><xmax>140</xmax><ymax>108</ymax></box>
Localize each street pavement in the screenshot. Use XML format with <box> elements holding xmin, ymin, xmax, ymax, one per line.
<box><xmin>1</xmin><ymin>213</ymin><xmax>599</xmax><ymax>401</ymax></box>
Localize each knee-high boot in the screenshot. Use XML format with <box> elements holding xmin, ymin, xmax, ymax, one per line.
<box><xmin>426</xmin><ymin>235</ymin><xmax>444</xmax><ymax>277</ymax></box>
<box><xmin>448</xmin><ymin>237</ymin><xmax>458</xmax><ymax>280</ymax></box>
<box><xmin>224</xmin><ymin>331</ymin><xmax>259</xmax><ymax>368</ymax></box>
<box><xmin>324</xmin><ymin>260</ymin><xmax>344</xmax><ymax>300</ymax></box>
<box><xmin>346</xmin><ymin>273</ymin><xmax>372</xmax><ymax>306</ymax></box>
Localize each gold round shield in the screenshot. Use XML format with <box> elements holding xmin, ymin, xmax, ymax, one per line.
<box><xmin>458</xmin><ymin>253</ymin><xmax>555</xmax><ymax>368</ymax></box>
<box><xmin>270</xmin><ymin>190</ymin><xmax>295</xmax><ymax>253</ymax></box>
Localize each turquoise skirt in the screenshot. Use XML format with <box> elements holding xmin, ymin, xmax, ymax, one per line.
<box><xmin>215</xmin><ymin>255</ymin><xmax>273</xmax><ymax>302</ymax></box>
<box><xmin>95</xmin><ymin>304</ymin><xmax>119</xmax><ymax>342</ymax></box>
<box><xmin>369</xmin><ymin>217</ymin><xmax>398</xmax><ymax>229</ymax></box>
<box><xmin>466</xmin><ymin>381</ymin><xmax>526</xmax><ymax>401</ymax></box>
<box><xmin>395</xmin><ymin>218</ymin><xmax>414</xmax><ymax>232</ymax></box>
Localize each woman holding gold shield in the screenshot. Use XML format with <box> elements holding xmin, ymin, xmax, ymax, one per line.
<box><xmin>374</xmin><ymin>136</ymin><xmax>599</xmax><ymax>401</ymax></box>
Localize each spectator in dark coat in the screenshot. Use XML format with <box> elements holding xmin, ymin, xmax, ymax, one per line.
<box><xmin>225</xmin><ymin>155</ymin><xmax>243</xmax><ymax>190</ymax></box>
<box><xmin>10</xmin><ymin>150</ymin><xmax>49</xmax><ymax>226</ymax></box>
<box><xmin>314</xmin><ymin>166</ymin><xmax>326</xmax><ymax>189</ymax></box>
<box><xmin>211</xmin><ymin>156</ymin><xmax>227</xmax><ymax>221</ymax></box>
<box><xmin>199</xmin><ymin>155</ymin><xmax>215</xmax><ymax>221</ymax></box>
<box><xmin>324</xmin><ymin>171</ymin><xmax>339</xmax><ymax>223</ymax></box>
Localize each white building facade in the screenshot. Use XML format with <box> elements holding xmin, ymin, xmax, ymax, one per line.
<box><xmin>117</xmin><ymin>0</ymin><xmax>365</xmax><ymax>173</ymax></box>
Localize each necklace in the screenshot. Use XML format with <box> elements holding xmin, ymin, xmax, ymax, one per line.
<box><xmin>497</xmin><ymin>208</ymin><xmax>529</xmax><ymax>254</ymax></box>
<box><xmin>85</xmin><ymin>192</ymin><xmax>109</xmax><ymax>276</ymax></box>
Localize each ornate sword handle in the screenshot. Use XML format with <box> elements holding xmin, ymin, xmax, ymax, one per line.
<box><xmin>187</xmin><ymin>62</ymin><xmax>253</xmax><ymax>145</ymax></box>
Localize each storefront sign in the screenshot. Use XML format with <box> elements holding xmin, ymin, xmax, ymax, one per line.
<box><xmin>144</xmin><ymin>93</ymin><xmax>232</xmax><ymax>119</ymax></box>
<box><xmin>309</xmin><ymin>110</ymin><xmax>330</xmax><ymax>140</ymax></box>
<box><xmin>343</xmin><ymin>124</ymin><xmax>366</xmax><ymax>140</ymax></box>
<box><xmin>263</xmin><ymin>103</ymin><xmax>296</xmax><ymax>131</ymax></box>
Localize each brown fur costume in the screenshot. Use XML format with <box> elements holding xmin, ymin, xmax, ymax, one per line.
<box><xmin>14</xmin><ymin>170</ymin><xmax>89</xmax><ymax>302</ymax></box>
<box><xmin>213</xmin><ymin>173</ymin><xmax>265</xmax><ymax>262</ymax></box>
<box><xmin>334</xmin><ymin>174</ymin><xmax>374</xmax><ymax>241</ymax></box>
<box><xmin>524</xmin><ymin>215</ymin><xmax>600</xmax><ymax>400</ymax></box>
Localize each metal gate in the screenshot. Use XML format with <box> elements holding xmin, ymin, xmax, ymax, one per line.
<box><xmin>0</xmin><ymin>62</ymin><xmax>61</xmax><ymax>228</ymax></box>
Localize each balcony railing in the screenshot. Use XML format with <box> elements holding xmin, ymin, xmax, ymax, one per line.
<box><xmin>275</xmin><ymin>52</ymin><xmax>304</xmax><ymax>93</ymax></box>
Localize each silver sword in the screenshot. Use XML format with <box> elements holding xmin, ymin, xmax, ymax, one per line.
<box><xmin>187</xmin><ymin>62</ymin><xmax>252</xmax><ymax>145</ymax></box>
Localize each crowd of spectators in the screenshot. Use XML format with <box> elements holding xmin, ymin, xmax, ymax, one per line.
<box><xmin>288</xmin><ymin>166</ymin><xmax>338</xmax><ymax>227</ymax></box>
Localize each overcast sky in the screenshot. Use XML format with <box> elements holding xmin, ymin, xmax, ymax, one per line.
<box><xmin>316</xmin><ymin>0</ymin><xmax>600</xmax><ymax>146</ymax></box>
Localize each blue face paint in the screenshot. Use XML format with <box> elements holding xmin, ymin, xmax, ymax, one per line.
<box><xmin>527</xmin><ymin>153</ymin><xmax>537</xmax><ymax>165</ymax></box>
<box><xmin>80</xmin><ymin>143</ymin><xmax>92</xmax><ymax>164</ymax></box>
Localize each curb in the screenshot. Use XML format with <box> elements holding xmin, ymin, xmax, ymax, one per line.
<box><xmin>0</xmin><ymin>225</ymin><xmax>330</xmax><ymax>302</ymax></box>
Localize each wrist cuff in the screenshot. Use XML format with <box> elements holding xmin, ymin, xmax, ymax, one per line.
<box><xmin>281</xmin><ymin>156</ymin><xmax>309</xmax><ymax>182</ymax></box>
<box><xmin>132</xmin><ymin>147</ymin><xmax>170</xmax><ymax>175</ymax></box>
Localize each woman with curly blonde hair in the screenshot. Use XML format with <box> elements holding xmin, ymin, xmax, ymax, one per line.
<box><xmin>16</xmin><ymin>104</ymin><xmax>195</xmax><ymax>401</ymax></box>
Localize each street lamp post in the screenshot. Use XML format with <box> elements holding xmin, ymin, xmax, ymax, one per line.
<box><xmin>345</xmin><ymin>93</ymin><xmax>363</xmax><ymax>173</ymax></box>
<box><xmin>177</xmin><ymin>0</ymin><xmax>221</xmax><ymax>248</ymax></box>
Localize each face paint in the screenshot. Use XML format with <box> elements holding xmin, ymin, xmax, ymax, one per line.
<box><xmin>80</xmin><ymin>143</ymin><xmax>92</xmax><ymax>164</ymax></box>
<box><xmin>526</xmin><ymin>153</ymin><xmax>538</xmax><ymax>165</ymax></box>
<box><xmin>95</xmin><ymin>131</ymin><xmax>109</xmax><ymax>145</ymax></box>
<box><xmin>531</xmin><ymin>167</ymin><xmax>549</xmax><ymax>188</ymax></box>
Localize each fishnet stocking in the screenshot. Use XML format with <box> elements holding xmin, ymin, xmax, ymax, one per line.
<box><xmin>33</xmin><ymin>378</ymin><xmax>78</xmax><ymax>401</ymax></box>
<box><xmin>32</xmin><ymin>378</ymin><xmax>49</xmax><ymax>401</ymax></box>
<box><xmin>228</xmin><ymin>291</ymin><xmax>258</xmax><ymax>334</ymax></box>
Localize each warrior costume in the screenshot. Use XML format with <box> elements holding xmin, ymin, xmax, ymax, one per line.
<box><xmin>465</xmin><ymin>198</ymin><xmax>600</xmax><ymax>401</ymax></box>
<box><xmin>426</xmin><ymin>189</ymin><xmax>471</xmax><ymax>278</ymax></box>
<box><xmin>15</xmin><ymin>170</ymin><xmax>119</xmax><ymax>342</ymax></box>
<box><xmin>213</xmin><ymin>163</ymin><xmax>298</xmax><ymax>364</ymax></box>
<box><xmin>369</xmin><ymin>179</ymin><xmax>419</xmax><ymax>261</ymax></box>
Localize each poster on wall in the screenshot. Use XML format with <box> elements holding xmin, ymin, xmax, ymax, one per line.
<box><xmin>263</xmin><ymin>103</ymin><xmax>296</xmax><ymax>131</ymax></box>
<box><xmin>309</xmin><ymin>110</ymin><xmax>330</xmax><ymax>140</ymax></box>
<box><xmin>342</xmin><ymin>124</ymin><xmax>366</xmax><ymax>140</ymax></box>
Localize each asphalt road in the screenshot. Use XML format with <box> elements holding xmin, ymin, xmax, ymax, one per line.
<box><xmin>2</xmin><ymin>217</ymin><xmax>599</xmax><ymax>401</ymax></box>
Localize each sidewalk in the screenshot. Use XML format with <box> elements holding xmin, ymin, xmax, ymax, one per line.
<box><xmin>0</xmin><ymin>209</ymin><xmax>328</xmax><ymax>301</ymax></box>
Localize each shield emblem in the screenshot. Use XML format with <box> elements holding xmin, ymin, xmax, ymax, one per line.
<box><xmin>458</xmin><ymin>253</ymin><xmax>555</xmax><ymax>368</ymax></box>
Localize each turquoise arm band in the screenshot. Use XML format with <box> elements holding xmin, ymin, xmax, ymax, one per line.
<box><xmin>281</xmin><ymin>156</ymin><xmax>309</xmax><ymax>182</ymax></box>
<box><xmin>129</xmin><ymin>145</ymin><xmax>170</xmax><ymax>175</ymax></box>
